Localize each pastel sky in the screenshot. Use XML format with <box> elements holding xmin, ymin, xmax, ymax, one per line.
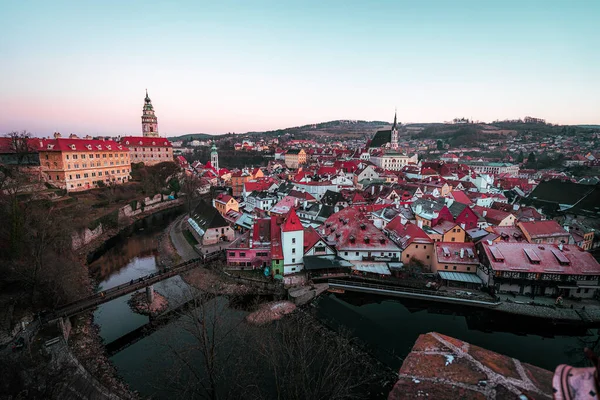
<box><xmin>1</xmin><ymin>0</ymin><xmax>599</xmax><ymax>137</ymax></box>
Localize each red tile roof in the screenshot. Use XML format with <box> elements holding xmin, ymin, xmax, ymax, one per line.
<box><xmin>322</xmin><ymin>208</ymin><xmax>400</xmax><ymax>251</ymax></box>
<box><xmin>282</xmin><ymin>209</ymin><xmax>303</xmax><ymax>232</ymax></box>
<box><xmin>38</xmin><ymin>138</ymin><xmax>128</xmax><ymax>152</ymax></box>
<box><xmin>434</xmin><ymin>242</ymin><xmax>478</xmax><ymax>265</ymax></box>
<box><xmin>120</xmin><ymin>136</ymin><xmax>172</xmax><ymax>147</ymax></box>
<box><xmin>449</xmin><ymin>190</ymin><xmax>473</xmax><ymax>205</ymax></box>
<box><xmin>518</xmin><ymin>220</ymin><xmax>569</xmax><ymax>239</ymax></box>
<box><xmin>482</xmin><ymin>242</ymin><xmax>600</xmax><ymax>275</ymax></box>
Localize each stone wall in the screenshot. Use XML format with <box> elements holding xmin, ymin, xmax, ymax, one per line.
<box><xmin>72</xmin><ymin>223</ymin><xmax>104</xmax><ymax>250</ymax></box>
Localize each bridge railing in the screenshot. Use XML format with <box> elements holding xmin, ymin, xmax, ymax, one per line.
<box><xmin>49</xmin><ymin>258</ymin><xmax>203</xmax><ymax>318</ymax></box>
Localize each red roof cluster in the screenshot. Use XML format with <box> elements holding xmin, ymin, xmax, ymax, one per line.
<box><xmin>38</xmin><ymin>138</ymin><xmax>128</xmax><ymax>152</ymax></box>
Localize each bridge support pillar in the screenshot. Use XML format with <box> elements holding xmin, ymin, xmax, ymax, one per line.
<box><xmin>146</xmin><ymin>285</ymin><xmax>155</xmax><ymax>304</ymax></box>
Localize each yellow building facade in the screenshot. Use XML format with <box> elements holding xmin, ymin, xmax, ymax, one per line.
<box><xmin>38</xmin><ymin>138</ymin><xmax>131</xmax><ymax>192</ymax></box>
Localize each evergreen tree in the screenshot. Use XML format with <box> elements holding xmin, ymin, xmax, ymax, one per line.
<box><xmin>527</xmin><ymin>152</ymin><xmax>536</xmax><ymax>164</ymax></box>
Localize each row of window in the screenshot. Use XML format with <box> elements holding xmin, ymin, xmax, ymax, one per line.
<box><xmin>443</xmin><ymin>265</ymin><xmax>472</xmax><ymax>271</ymax></box>
<box><xmin>67</xmin><ymin>169</ymin><xmax>129</xmax><ymax>180</ymax></box>
<box><xmin>66</xmin><ymin>153</ymin><xmax>127</xmax><ymax>160</ymax></box>
<box><xmin>67</xmin><ymin>160</ymin><xmax>127</xmax><ymax>169</ymax></box>
<box><xmin>68</xmin><ymin>176</ymin><xmax>127</xmax><ymax>189</ymax></box>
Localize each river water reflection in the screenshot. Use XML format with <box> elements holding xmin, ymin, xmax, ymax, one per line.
<box><xmin>89</xmin><ymin>209</ymin><xmax>599</xmax><ymax>397</ymax></box>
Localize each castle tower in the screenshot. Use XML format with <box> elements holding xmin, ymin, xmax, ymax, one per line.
<box><xmin>210</xmin><ymin>143</ymin><xmax>219</xmax><ymax>173</ymax></box>
<box><xmin>281</xmin><ymin>209</ymin><xmax>304</xmax><ymax>274</ymax></box>
<box><xmin>142</xmin><ymin>90</ymin><xmax>159</xmax><ymax>137</ymax></box>
<box><xmin>391</xmin><ymin>109</ymin><xmax>399</xmax><ymax>150</ymax></box>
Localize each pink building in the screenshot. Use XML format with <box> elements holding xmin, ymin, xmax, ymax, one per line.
<box><xmin>226</xmin><ymin>218</ymin><xmax>272</xmax><ymax>269</ymax></box>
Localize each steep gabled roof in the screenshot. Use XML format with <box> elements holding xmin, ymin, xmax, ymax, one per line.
<box><xmin>282</xmin><ymin>209</ymin><xmax>303</xmax><ymax>232</ymax></box>
<box><xmin>189</xmin><ymin>199</ymin><xmax>229</xmax><ymax>234</ymax></box>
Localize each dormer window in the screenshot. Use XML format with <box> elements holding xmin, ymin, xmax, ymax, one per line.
<box><xmin>106</xmin><ymin>145</ymin><xmax>111</xmax><ymax>150</ymax></box>
<box><xmin>70</xmin><ymin>144</ymin><xmax>76</xmax><ymax>150</ymax></box>
<box><xmin>86</xmin><ymin>145</ymin><xmax>92</xmax><ymax>150</ymax></box>
<box><xmin>139</xmin><ymin>141</ymin><xmax>143</xmax><ymax>145</ymax></box>
<box><xmin>97</xmin><ymin>145</ymin><xmax>102</xmax><ymax>150</ymax></box>
<box><xmin>125</xmin><ymin>141</ymin><xmax>129</xmax><ymax>145</ymax></box>
<box><xmin>349</xmin><ymin>235</ymin><xmax>355</xmax><ymax>244</ymax></box>
<box><xmin>47</xmin><ymin>144</ymin><xmax>54</xmax><ymax>150</ymax></box>
<box><xmin>152</xmin><ymin>141</ymin><xmax>156</xmax><ymax>145</ymax></box>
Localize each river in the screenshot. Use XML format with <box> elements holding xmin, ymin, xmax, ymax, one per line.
<box><xmin>88</xmin><ymin>212</ymin><xmax>599</xmax><ymax>398</ymax></box>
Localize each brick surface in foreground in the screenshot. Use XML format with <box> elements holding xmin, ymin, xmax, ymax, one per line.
<box><xmin>389</xmin><ymin>332</ymin><xmax>553</xmax><ymax>399</ymax></box>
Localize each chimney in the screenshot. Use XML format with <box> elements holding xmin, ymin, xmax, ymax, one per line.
<box><xmin>53</xmin><ymin>132</ymin><xmax>61</xmax><ymax>138</ymax></box>
<box><xmin>416</xmin><ymin>204</ymin><xmax>423</xmax><ymax>214</ymax></box>
<box><xmin>559</xmin><ymin>243</ymin><xmax>564</xmax><ymax>251</ymax></box>
<box><xmin>563</xmin><ymin>225</ymin><xmax>570</xmax><ymax>232</ymax></box>
<box><xmin>460</xmin><ymin>248</ymin><xmax>464</xmax><ymax>259</ymax></box>
<box><xmin>461</xmin><ymin>223</ymin><xmax>466</xmax><ymax>230</ymax></box>
<box><xmin>417</xmin><ymin>220</ymin><xmax>423</xmax><ymax>228</ymax></box>
<box><xmin>371</xmin><ymin>185</ymin><xmax>375</xmax><ymax>195</ymax></box>
<box><xmin>483</xmin><ymin>210</ymin><xmax>487</xmax><ymax>217</ymax></box>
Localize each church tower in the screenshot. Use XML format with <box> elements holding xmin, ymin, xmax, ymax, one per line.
<box><xmin>142</xmin><ymin>90</ymin><xmax>159</xmax><ymax>137</ymax></box>
<box><xmin>210</xmin><ymin>143</ymin><xmax>219</xmax><ymax>173</ymax></box>
<box><xmin>391</xmin><ymin>109</ymin><xmax>399</xmax><ymax>151</ymax></box>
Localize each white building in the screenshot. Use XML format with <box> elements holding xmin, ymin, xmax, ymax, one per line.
<box><xmin>281</xmin><ymin>209</ymin><xmax>304</xmax><ymax>274</ymax></box>
<box><xmin>370</xmin><ymin>153</ymin><xmax>418</xmax><ymax>171</ymax></box>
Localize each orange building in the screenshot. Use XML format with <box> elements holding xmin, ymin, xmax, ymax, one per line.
<box><xmin>38</xmin><ymin>137</ymin><xmax>131</xmax><ymax>192</ymax></box>
<box><xmin>230</xmin><ymin>168</ymin><xmax>264</xmax><ymax>197</ymax></box>
<box><xmin>213</xmin><ymin>193</ymin><xmax>239</xmax><ymax>216</ymax></box>
<box><xmin>424</xmin><ymin>221</ymin><xmax>466</xmax><ymax>243</ymax></box>
<box><xmin>432</xmin><ymin>242</ymin><xmax>479</xmax><ymax>274</ymax></box>
<box><xmin>120</xmin><ymin>136</ymin><xmax>173</xmax><ymax>166</ymax></box>
<box><xmin>284</xmin><ymin>149</ymin><xmax>307</xmax><ymax>169</ymax></box>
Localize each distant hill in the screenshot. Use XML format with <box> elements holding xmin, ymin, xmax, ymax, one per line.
<box><xmin>168</xmin><ymin>133</ymin><xmax>221</xmax><ymax>141</ymax></box>
<box><xmin>245</xmin><ymin>120</ymin><xmax>390</xmax><ymax>139</ymax></box>
<box><xmin>578</xmin><ymin>125</ymin><xmax>600</xmax><ymax>129</ymax></box>
<box><xmin>169</xmin><ymin>120</ymin><xmax>390</xmax><ymax>142</ymax></box>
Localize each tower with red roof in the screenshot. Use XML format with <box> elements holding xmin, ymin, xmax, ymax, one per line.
<box><xmin>281</xmin><ymin>208</ymin><xmax>304</xmax><ymax>274</ymax></box>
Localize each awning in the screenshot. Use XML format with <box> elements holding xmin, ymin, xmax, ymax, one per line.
<box><xmin>557</xmin><ymin>285</ymin><xmax>578</xmax><ymax>289</ymax></box>
<box><xmin>388</xmin><ymin>262</ymin><xmax>404</xmax><ymax>270</ymax></box>
<box><xmin>352</xmin><ymin>263</ymin><xmax>391</xmax><ymax>275</ymax></box>
<box><xmin>577</xmin><ymin>285</ymin><xmax>600</xmax><ymax>289</ymax></box>
<box><xmin>438</xmin><ymin>271</ymin><xmax>482</xmax><ymax>284</ymax></box>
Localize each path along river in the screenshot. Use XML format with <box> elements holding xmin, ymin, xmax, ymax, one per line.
<box><xmin>88</xmin><ymin>210</ymin><xmax>599</xmax><ymax>397</ymax></box>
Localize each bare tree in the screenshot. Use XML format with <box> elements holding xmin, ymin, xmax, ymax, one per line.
<box><xmin>181</xmin><ymin>174</ymin><xmax>203</xmax><ymax>212</ymax></box>
<box><xmin>6</xmin><ymin>130</ymin><xmax>36</xmax><ymax>166</ymax></box>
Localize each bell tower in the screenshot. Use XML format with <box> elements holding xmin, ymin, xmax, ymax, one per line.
<box><xmin>142</xmin><ymin>89</ymin><xmax>159</xmax><ymax>137</ymax></box>
<box><xmin>210</xmin><ymin>143</ymin><xmax>219</xmax><ymax>173</ymax></box>
<box><xmin>391</xmin><ymin>108</ymin><xmax>399</xmax><ymax>150</ymax></box>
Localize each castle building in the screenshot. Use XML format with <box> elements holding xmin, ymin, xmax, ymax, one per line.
<box><xmin>38</xmin><ymin>135</ymin><xmax>131</xmax><ymax>192</ymax></box>
<box><xmin>142</xmin><ymin>89</ymin><xmax>159</xmax><ymax>137</ymax></box>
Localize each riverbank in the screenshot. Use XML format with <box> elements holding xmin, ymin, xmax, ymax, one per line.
<box><xmin>78</xmin><ymin>199</ymin><xmax>184</xmax><ymax>265</ymax></box>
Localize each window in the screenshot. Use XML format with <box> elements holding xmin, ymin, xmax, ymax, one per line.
<box><xmin>415</xmin><ymin>245</ymin><xmax>419</xmax><ymax>249</ymax></box>
<box><xmin>240</xmin><ymin>252</ymin><xmax>246</xmax><ymax>257</ymax></box>
<box><xmin>56</xmin><ymin>175</ymin><xmax>59</xmax><ymax>180</ymax></box>
<box><xmin>405</xmin><ymin>254</ymin><xmax>410</xmax><ymax>258</ymax></box>
<box><xmin>103</xmin><ymin>154</ymin><xmax>107</xmax><ymax>158</ymax></box>
<box><xmin>585</xmin><ymin>289</ymin><xmax>590</xmax><ymax>294</ymax></box>
<box><xmin>81</xmin><ymin>154</ymin><xmax>86</xmax><ymax>159</ymax></box>
<box><xmin>453</xmin><ymin>266</ymin><xmax>457</xmax><ymax>270</ymax></box>
<box><xmin>467</xmin><ymin>267</ymin><xmax>471</xmax><ymax>271</ymax></box>
<box><xmin>426</xmin><ymin>255</ymin><xmax>430</xmax><ymax>259</ymax></box>
<box><xmin>73</xmin><ymin>155</ymin><xmax>78</xmax><ymax>159</ymax></box>
<box><xmin>229</xmin><ymin>252</ymin><xmax>235</xmax><ymax>256</ymax></box>
<box><xmin>75</xmin><ymin>174</ymin><xmax>81</xmax><ymax>179</ymax></box>
<box><xmin>344</xmin><ymin>252</ymin><xmax>348</xmax><ymax>256</ymax></box>
<box><xmin>292</xmin><ymin>258</ymin><xmax>295</xmax><ymax>263</ymax></box>
<box><xmin>292</xmin><ymin>238</ymin><xmax>296</xmax><ymax>244</ymax></box>
<box><xmin>69</xmin><ymin>175</ymin><xmax>72</xmax><ymax>179</ymax></box>
<box><xmin>292</xmin><ymin>248</ymin><xmax>296</xmax><ymax>254</ymax></box>
<box><xmin>444</xmin><ymin>265</ymin><xmax>448</xmax><ymax>269</ymax></box>
<box><xmin>451</xmin><ymin>237</ymin><xmax>455</xmax><ymax>242</ymax></box>
<box><xmin>276</xmin><ymin>260</ymin><xmax>280</xmax><ymax>264</ymax></box>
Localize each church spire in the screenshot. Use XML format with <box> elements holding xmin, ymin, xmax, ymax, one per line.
<box><xmin>392</xmin><ymin>108</ymin><xmax>397</xmax><ymax>131</ymax></box>
<box><xmin>142</xmin><ymin>89</ymin><xmax>159</xmax><ymax>137</ymax></box>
